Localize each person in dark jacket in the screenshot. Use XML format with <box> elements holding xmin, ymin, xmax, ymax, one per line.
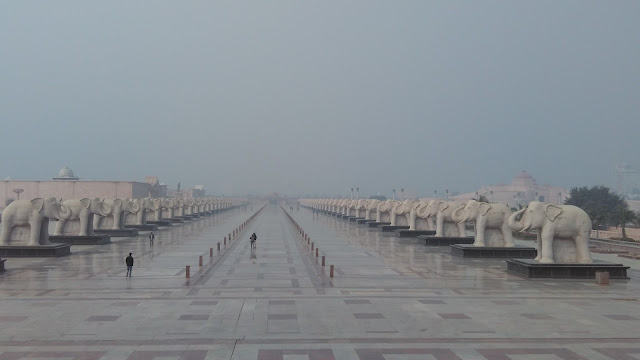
<box><xmin>149</xmin><ymin>232</ymin><xmax>155</xmax><ymax>246</ymax></box>
<box><xmin>250</xmin><ymin>233</ymin><xmax>257</xmax><ymax>249</ymax></box>
<box><xmin>125</xmin><ymin>253</ymin><xmax>134</xmax><ymax>277</ymax></box>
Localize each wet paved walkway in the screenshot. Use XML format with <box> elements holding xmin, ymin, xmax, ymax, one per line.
<box><xmin>1</xmin><ymin>205</ymin><xmax>640</xmax><ymax>359</ymax></box>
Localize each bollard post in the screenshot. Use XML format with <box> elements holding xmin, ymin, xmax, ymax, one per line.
<box><xmin>199</xmin><ymin>256</ymin><xmax>203</xmax><ymax>266</ymax></box>
<box><xmin>186</xmin><ymin>265</ymin><xmax>190</xmax><ymax>278</ymax></box>
<box><xmin>224</xmin><ymin>237</ymin><xmax>227</xmax><ymax>245</ymax></box>
<box><xmin>596</xmin><ymin>271</ymin><xmax>610</xmax><ymax>285</ymax></box>
<box><xmin>229</xmin><ymin>233</ymin><xmax>232</xmax><ymax>241</ymax></box>
<box><xmin>311</xmin><ymin>242</ymin><xmax>314</xmax><ymax>251</ymax></box>
<box><xmin>330</xmin><ymin>265</ymin><xmax>334</xmax><ymax>278</ymax></box>
<box><xmin>316</xmin><ymin>248</ymin><xmax>319</xmax><ymax>257</ymax></box>
<box><xmin>210</xmin><ymin>248</ymin><xmax>213</xmax><ymax>257</ymax></box>
<box><xmin>217</xmin><ymin>242</ymin><xmax>221</xmax><ymax>251</ymax></box>
<box><xmin>322</xmin><ymin>256</ymin><xmax>325</xmax><ymax>266</ymax></box>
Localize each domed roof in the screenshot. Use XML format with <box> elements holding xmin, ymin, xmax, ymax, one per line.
<box><xmin>512</xmin><ymin>170</ymin><xmax>537</xmax><ymax>187</ymax></box>
<box><xmin>58</xmin><ymin>166</ymin><xmax>75</xmax><ymax>178</ymax></box>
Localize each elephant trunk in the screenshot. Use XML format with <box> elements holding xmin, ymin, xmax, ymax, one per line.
<box><xmin>453</xmin><ymin>205</ymin><xmax>466</xmax><ymax>224</ymax></box>
<box><xmin>508</xmin><ymin>207</ymin><xmax>526</xmax><ymax>232</ymax></box>
<box><xmin>58</xmin><ymin>204</ymin><xmax>72</xmax><ymax>220</ymax></box>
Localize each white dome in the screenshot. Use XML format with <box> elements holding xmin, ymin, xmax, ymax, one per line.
<box><xmin>58</xmin><ymin>166</ymin><xmax>75</xmax><ymax>178</ymax></box>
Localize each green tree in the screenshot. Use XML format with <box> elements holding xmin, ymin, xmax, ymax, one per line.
<box><xmin>477</xmin><ymin>195</ymin><xmax>489</xmax><ymax>202</ymax></box>
<box><xmin>564</xmin><ymin>185</ymin><xmax>629</xmax><ymax>229</ymax></box>
<box><xmin>5</xmin><ymin>198</ymin><xmax>15</xmax><ymax>206</ymax></box>
<box><xmin>612</xmin><ymin>206</ymin><xmax>637</xmax><ymax>238</ymax></box>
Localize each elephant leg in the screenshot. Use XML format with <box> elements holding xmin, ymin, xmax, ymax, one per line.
<box><xmin>93</xmin><ymin>215</ymin><xmax>101</xmax><ymax>230</ymax></box>
<box><xmin>40</xmin><ymin>218</ymin><xmax>51</xmax><ymax>245</ymax></box>
<box><xmin>535</xmin><ymin>232</ymin><xmax>542</xmax><ymax>261</ymax></box>
<box><xmin>539</xmin><ymin>228</ymin><xmax>556</xmax><ymax>264</ymax></box>
<box><xmin>502</xmin><ymin>221</ymin><xmax>515</xmax><ymax>247</ymax></box>
<box><xmin>0</xmin><ymin>218</ymin><xmax>11</xmax><ymax>245</ymax></box>
<box><xmin>53</xmin><ymin>219</ymin><xmax>64</xmax><ymax>236</ymax></box>
<box><xmin>409</xmin><ymin>212</ymin><xmax>416</xmax><ymax>230</ymax></box>
<box><xmin>113</xmin><ymin>212</ymin><xmax>121</xmax><ymax>230</ymax></box>
<box><xmin>435</xmin><ymin>215</ymin><xmax>444</xmax><ymax>237</ymax></box>
<box><xmin>29</xmin><ymin>219</ymin><xmax>42</xmax><ymax>246</ymax></box>
<box><xmin>575</xmin><ymin>231</ymin><xmax>593</xmax><ymax>264</ymax></box>
<box><xmin>457</xmin><ymin>222</ymin><xmax>466</xmax><ymax>238</ymax></box>
<box><xmin>474</xmin><ymin>218</ymin><xmax>485</xmax><ymax>246</ymax></box>
<box><xmin>79</xmin><ymin>215</ymin><xmax>88</xmax><ymax>236</ymax></box>
<box><xmin>390</xmin><ymin>212</ymin><xmax>396</xmax><ymax>226</ymax></box>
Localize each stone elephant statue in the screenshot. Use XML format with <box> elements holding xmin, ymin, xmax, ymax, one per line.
<box><xmin>376</xmin><ymin>200</ymin><xmax>399</xmax><ymax>222</ymax></box>
<box><xmin>391</xmin><ymin>199</ymin><xmax>419</xmax><ymax>226</ymax></box>
<box><xmin>0</xmin><ymin>198</ymin><xmax>72</xmax><ymax>246</ymax></box>
<box><xmin>418</xmin><ymin>200</ymin><xmax>466</xmax><ymax>237</ymax></box>
<box><xmin>409</xmin><ymin>200</ymin><xmax>432</xmax><ymax>230</ymax></box>
<box><xmin>365</xmin><ymin>199</ymin><xmax>380</xmax><ymax>220</ymax></box>
<box><xmin>128</xmin><ymin>197</ymin><xmax>161</xmax><ymax>225</ymax></box>
<box><xmin>94</xmin><ymin>198</ymin><xmax>140</xmax><ymax>230</ymax></box>
<box><xmin>54</xmin><ymin>198</ymin><xmax>112</xmax><ymax>236</ymax></box>
<box><xmin>508</xmin><ymin>201</ymin><xmax>592</xmax><ymax>264</ymax></box>
<box><xmin>455</xmin><ymin>200</ymin><xmax>514</xmax><ymax>247</ymax></box>
<box><xmin>354</xmin><ymin>199</ymin><xmax>369</xmax><ymax>218</ymax></box>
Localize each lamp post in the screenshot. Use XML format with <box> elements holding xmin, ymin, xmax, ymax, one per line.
<box><xmin>434</xmin><ymin>190</ymin><xmax>438</xmax><ymax>199</ymax></box>
<box><xmin>350</xmin><ymin>187</ymin><xmax>354</xmax><ymax>200</ymax></box>
<box><xmin>392</xmin><ymin>189</ymin><xmax>396</xmax><ymax>201</ymax></box>
<box><xmin>13</xmin><ymin>188</ymin><xmax>24</xmax><ymax>200</ymax></box>
<box><xmin>490</xmin><ymin>190</ymin><xmax>494</xmax><ymax>202</ymax></box>
<box><xmin>356</xmin><ymin>187</ymin><xmax>359</xmax><ymax>200</ymax></box>
<box><xmin>401</xmin><ymin>188</ymin><xmax>404</xmax><ymax>201</ymax></box>
<box><xmin>475</xmin><ymin>191</ymin><xmax>479</xmax><ymax>201</ymax></box>
<box><xmin>445</xmin><ymin>189</ymin><xmax>449</xmax><ymax>200</ymax></box>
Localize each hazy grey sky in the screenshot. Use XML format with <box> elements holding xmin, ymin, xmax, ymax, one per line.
<box><xmin>2</xmin><ymin>1</ymin><xmax>639</xmax><ymax>197</ymax></box>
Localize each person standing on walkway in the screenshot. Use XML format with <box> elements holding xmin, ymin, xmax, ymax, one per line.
<box><xmin>149</xmin><ymin>232</ymin><xmax>155</xmax><ymax>246</ymax></box>
<box><xmin>125</xmin><ymin>253</ymin><xmax>134</xmax><ymax>277</ymax></box>
<box><xmin>250</xmin><ymin>232</ymin><xmax>257</xmax><ymax>249</ymax></box>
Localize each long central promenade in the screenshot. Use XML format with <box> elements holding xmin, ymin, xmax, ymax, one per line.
<box><xmin>0</xmin><ymin>205</ymin><xmax>639</xmax><ymax>359</ymax></box>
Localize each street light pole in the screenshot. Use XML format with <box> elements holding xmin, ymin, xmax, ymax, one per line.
<box><xmin>392</xmin><ymin>189</ymin><xmax>396</xmax><ymax>201</ymax></box>
<box><xmin>350</xmin><ymin>187</ymin><xmax>354</xmax><ymax>200</ymax></box>
<box><xmin>434</xmin><ymin>190</ymin><xmax>438</xmax><ymax>199</ymax></box>
<box><xmin>446</xmin><ymin>189</ymin><xmax>449</xmax><ymax>200</ymax></box>
<box><xmin>401</xmin><ymin>188</ymin><xmax>404</xmax><ymax>201</ymax></box>
<box><xmin>356</xmin><ymin>187</ymin><xmax>359</xmax><ymax>200</ymax></box>
<box><xmin>13</xmin><ymin>188</ymin><xmax>24</xmax><ymax>200</ymax></box>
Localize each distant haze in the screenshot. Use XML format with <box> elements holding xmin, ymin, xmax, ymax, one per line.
<box><xmin>1</xmin><ymin>1</ymin><xmax>639</xmax><ymax>197</ymax></box>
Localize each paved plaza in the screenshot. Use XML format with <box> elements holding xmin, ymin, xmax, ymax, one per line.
<box><xmin>1</xmin><ymin>205</ymin><xmax>640</xmax><ymax>359</ymax></box>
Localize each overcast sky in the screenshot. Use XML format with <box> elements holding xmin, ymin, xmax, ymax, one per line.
<box><xmin>1</xmin><ymin>1</ymin><xmax>639</xmax><ymax>197</ymax></box>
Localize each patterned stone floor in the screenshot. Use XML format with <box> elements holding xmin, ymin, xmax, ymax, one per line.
<box><xmin>1</xmin><ymin>205</ymin><xmax>639</xmax><ymax>359</ymax></box>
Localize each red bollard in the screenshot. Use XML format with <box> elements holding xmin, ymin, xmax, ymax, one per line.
<box><xmin>316</xmin><ymin>248</ymin><xmax>319</xmax><ymax>257</ymax></box>
<box><xmin>186</xmin><ymin>265</ymin><xmax>190</xmax><ymax>278</ymax></box>
<box><xmin>229</xmin><ymin>233</ymin><xmax>232</xmax><ymax>240</ymax></box>
<box><xmin>311</xmin><ymin>242</ymin><xmax>314</xmax><ymax>251</ymax></box>
<box><xmin>199</xmin><ymin>256</ymin><xmax>203</xmax><ymax>266</ymax></box>
<box><xmin>330</xmin><ymin>265</ymin><xmax>334</xmax><ymax>278</ymax></box>
<box><xmin>210</xmin><ymin>248</ymin><xmax>213</xmax><ymax>257</ymax></box>
<box><xmin>217</xmin><ymin>242</ymin><xmax>220</xmax><ymax>251</ymax></box>
<box><xmin>224</xmin><ymin>237</ymin><xmax>227</xmax><ymax>245</ymax></box>
<box><xmin>322</xmin><ymin>256</ymin><xmax>325</xmax><ymax>266</ymax></box>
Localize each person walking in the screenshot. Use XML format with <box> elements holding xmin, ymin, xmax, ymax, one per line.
<box><xmin>250</xmin><ymin>233</ymin><xmax>257</xmax><ymax>249</ymax></box>
<box><xmin>149</xmin><ymin>232</ymin><xmax>155</xmax><ymax>246</ymax></box>
<box><xmin>125</xmin><ymin>253</ymin><xmax>134</xmax><ymax>277</ymax></box>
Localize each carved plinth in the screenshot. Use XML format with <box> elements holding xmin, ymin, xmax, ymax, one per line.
<box><xmin>451</xmin><ymin>244</ymin><xmax>537</xmax><ymax>258</ymax></box>
<box><xmin>94</xmin><ymin>228</ymin><xmax>139</xmax><ymax>237</ymax></box>
<box><xmin>147</xmin><ymin>220</ymin><xmax>172</xmax><ymax>227</ymax></box>
<box><xmin>168</xmin><ymin>218</ymin><xmax>184</xmax><ymax>223</ymax></box>
<box><xmin>419</xmin><ymin>236</ymin><xmax>475</xmax><ymax>246</ymax></box>
<box><xmin>357</xmin><ymin>219</ymin><xmax>375</xmax><ymax>224</ymax></box>
<box><xmin>0</xmin><ymin>244</ymin><xmax>71</xmax><ymax>257</ymax></box>
<box><xmin>124</xmin><ymin>224</ymin><xmax>158</xmax><ymax>231</ymax></box>
<box><xmin>349</xmin><ymin>217</ymin><xmax>364</xmax><ymax>222</ymax></box>
<box><xmin>396</xmin><ymin>230</ymin><xmax>436</xmax><ymax>238</ymax></box>
<box><xmin>368</xmin><ymin>222</ymin><xmax>391</xmax><ymax>228</ymax></box>
<box><xmin>49</xmin><ymin>235</ymin><xmax>111</xmax><ymax>245</ymax></box>
<box><xmin>381</xmin><ymin>225</ymin><xmax>410</xmax><ymax>232</ymax></box>
<box><xmin>506</xmin><ymin>259</ymin><xmax>630</xmax><ymax>279</ymax></box>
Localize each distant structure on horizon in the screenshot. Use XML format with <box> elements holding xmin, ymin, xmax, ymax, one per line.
<box><xmin>614</xmin><ymin>163</ymin><xmax>640</xmax><ymax>200</ymax></box>
<box><xmin>452</xmin><ymin>171</ymin><xmax>568</xmax><ymax>207</ymax></box>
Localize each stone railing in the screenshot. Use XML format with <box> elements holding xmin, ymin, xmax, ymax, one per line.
<box><xmin>591</xmin><ymin>229</ymin><xmax>640</xmax><ymax>242</ymax></box>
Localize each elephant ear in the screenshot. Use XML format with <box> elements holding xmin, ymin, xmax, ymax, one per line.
<box><xmin>112</xmin><ymin>199</ymin><xmax>122</xmax><ymax>207</ymax></box>
<box><xmin>31</xmin><ymin>198</ymin><xmax>45</xmax><ymax>212</ymax></box>
<box><xmin>437</xmin><ymin>202</ymin><xmax>449</xmax><ymax>212</ymax></box>
<box><xmin>479</xmin><ymin>203</ymin><xmax>491</xmax><ymax>215</ymax></box>
<box><xmin>80</xmin><ymin>198</ymin><xmax>91</xmax><ymax>209</ymax></box>
<box><xmin>545</xmin><ymin>205</ymin><xmax>562</xmax><ymax>221</ymax></box>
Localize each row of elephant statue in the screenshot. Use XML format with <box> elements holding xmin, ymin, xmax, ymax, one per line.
<box><xmin>300</xmin><ymin>198</ymin><xmax>593</xmax><ymax>264</ymax></box>
<box><xmin>0</xmin><ymin>197</ymin><xmax>243</xmax><ymax>246</ymax></box>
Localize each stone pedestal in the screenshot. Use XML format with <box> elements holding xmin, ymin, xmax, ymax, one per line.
<box><xmin>381</xmin><ymin>225</ymin><xmax>410</xmax><ymax>232</ymax></box>
<box><xmin>349</xmin><ymin>217</ymin><xmax>364</xmax><ymax>222</ymax></box>
<box><xmin>506</xmin><ymin>259</ymin><xmax>630</xmax><ymax>279</ymax></box>
<box><xmin>124</xmin><ymin>224</ymin><xmax>159</xmax><ymax>231</ymax></box>
<box><xmin>451</xmin><ymin>244</ymin><xmax>537</xmax><ymax>258</ymax></box>
<box><xmin>0</xmin><ymin>244</ymin><xmax>71</xmax><ymax>257</ymax></box>
<box><xmin>49</xmin><ymin>235</ymin><xmax>111</xmax><ymax>245</ymax></box>
<box><xmin>94</xmin><ymin>228</ymin><xmax>139</xmax><ymax>237</ymax></box>
<box><xmin>147</xmin><ymin>220</ymin><xmax>172</xmax><ymax>227</ymax></box>
<box><xmin>357</xmin><ymin>219</ymin><xmax>375</xmax><ymax>224</ymax></box>
<box><xmin>168</xmin><ymin>218</ymin><xmax>184</xmax><ymax>223</ymax></box>
<box><xmin>396</xmin><ymin>230</ymin><xmax>436</xmax><ymax>238</ymax></box>
<box><xmin>368</xmin><ymin>222</ymin><xmax>391</xmax><ymax>228</ymax></box>
<box><xmin>419</xmin><ymin>236</ymin><xmax>475</xmax><ymax>246</ymax></box>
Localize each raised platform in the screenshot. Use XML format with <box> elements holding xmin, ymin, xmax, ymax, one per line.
<box><xmin>94</xmin><ymin>228</ymin><xmax>139</xmax><ymax>237</ymax></box>
<box><xmin>49</xmin><ymin>235</ymin><xmax>111</xmax><ymax>245</ymax></box>
<box><xmin>147</xmin><ymin>220</ymin><xmax>172</xmax><ymax>227</ymax></box>
<box><xmin>357</xmin><ymin>219</ymin><xmax>375</xmax><ymax>224</ymax></box>
<box><xmin>368</xmin><ymin>222</ymin><xmax>391</xmax><ymax>228</ymax></box>
<box><xmin>124</xmin><ymin>224</ymin><xmax>159</xmax><ymax>231</ymax></box>
<box><xmin>168</xmin><ymin>218</ymin><xmax>184</xmax><ymax>223</ymax></box>
<box><xmin>451</xmin><ymin>244</ymin><xmax>537</xmax><ymax>258</ymax></box>
<box><xmin>0</xmin><ymin>244</ymin><xmax>71</xmax><ymax>257</ymax></box>
<box><xmin>506</xmin><ymin>259</ymin><xmax>630</xmax><ymax>279</ymax></box>
<box><xmin>418</xmin><ymin>236</ymin><xmax>475</xmax><ymax>246</ymax></box>
<box><xmin>0</xmin><ymin>259</ymin><xmax>5</xmax><ymax>272</ymax></box>
<box><xmin>396</xmin><ymin>229</ymin><xmax>436</xmax><ymax>238</ymax></box>
<box><xmin>381</xmin><ymin>225</ymin><xmax>410</xmax><ymax>232</ymax></box>
<box><xmin>348</xmin><ymin>217</ymin><xmax>364</xmax><ymax>222</ymax></box>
